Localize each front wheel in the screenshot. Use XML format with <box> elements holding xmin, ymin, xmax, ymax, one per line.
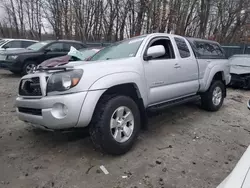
<box><xmin>200</xmin><ymin>81</ymin><xmax>225</xmax><ymax>111</ymax></box>
<box><xmin>22</xmin><ymin>61</ymin><xmax>37</xmax><ymax>75</ymax></box>
<box><xmin>89</xmin><ymin>95</ymin><xmax>141</xmax><ymax>155</ymax></box>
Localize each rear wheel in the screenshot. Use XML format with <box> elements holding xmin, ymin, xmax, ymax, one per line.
<box><xmin>243</xmin><ymin>78</ymin><xmax>250</xmax><ymax>89</ymax></box>
<box><xmin>200</xmin><ymin>80</ymin><xmax>225</xmax><ymax>111</ymax></box>
<box><xmin>22</xmin><ymin>61</ymin><xmax>36</xmax><ymax>75</ymax></box>
<box><xmin>89</xmin><ymin>95</ymin><xmax>141</xmax><ymax>155</ymax></box>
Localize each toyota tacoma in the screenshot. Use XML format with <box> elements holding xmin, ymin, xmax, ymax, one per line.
<box><xmin>16</xmin><ymin>33</ymin><xmax>231</xmax><ymax>155</ymax></box>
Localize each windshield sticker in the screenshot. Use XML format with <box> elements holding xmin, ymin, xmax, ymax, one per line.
<box><xmin>128</xmin><ymin>38</ymin><xmax>144</xmax><ymax>44</ymax></box>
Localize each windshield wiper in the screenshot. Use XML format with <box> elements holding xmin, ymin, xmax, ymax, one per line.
<box><xmin>106</xmin><ymin>58</ymin><xmax>112</xmax><ymax>60</ymax></box>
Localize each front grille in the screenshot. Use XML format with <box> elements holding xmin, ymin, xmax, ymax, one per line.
<box><xmin>19</xmin><ymin>77</ymin><xmax>42</xmax><ymax>96</ymax></box>
<box><xmin>18</xmin><ymin>107</ymin><xmax>42</xmax><ymax>116</ymax></box>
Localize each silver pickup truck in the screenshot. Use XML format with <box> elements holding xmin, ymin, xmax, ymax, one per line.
<box><xmin>16</xmin><ymin>33</ymin><xmax>231</xmax><ymax>154</ymax></box>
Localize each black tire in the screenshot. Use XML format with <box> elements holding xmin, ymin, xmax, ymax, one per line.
<box><xmin>10</xmin><ymin>70</ymin><xmax>20</xmax><ymax>75</ymax></box>
<box><xmin>200</xmin><ymin>80</ymin><xmax>225</xmax><ymax>112</ymax></box>
<box><xmin>243</xmin><ymin>78</ymin><xmax>250</xmax><ymax>90</ymax></box>
<box><xmin>89</xmin><ymin>95</ymin><xmax>141</xmax><ymax>155</ymax></box>
<box><xmin>22</xmin><ymin>61</ymin><xmax>37</xmax><ymax>75</ymax></box>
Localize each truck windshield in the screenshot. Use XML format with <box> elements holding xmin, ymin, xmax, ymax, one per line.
<box><xmin>89</xmin><ymin>36</ymin><xmax>145</xmax><ymax>61</ymax></box>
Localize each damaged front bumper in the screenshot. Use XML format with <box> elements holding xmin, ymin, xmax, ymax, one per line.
<box><xmin>229</xmin><ymin>73</ymin><xmax>250</xmax><ymax>89</ymax></box>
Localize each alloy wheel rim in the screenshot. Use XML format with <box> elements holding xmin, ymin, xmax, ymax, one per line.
<box><xmin>212</xmin><ymin>86</ymin><xmax>222</xmax><ymax>106</ymax></box>
<box><xmin>110</xmin><ymin>106</ymin><xmax>134</xmax><ymax>143</ymax></box>
<box><xmin>26</xmin><ymin>64</ymin><xmax>36</xmax><ymax>74</ymax></box>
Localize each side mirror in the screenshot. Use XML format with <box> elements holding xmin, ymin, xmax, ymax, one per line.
<box><xmin>146</xmin><ymin>45</ymin><xmax>166</xmax><ymax>60</ymax></box>
<box><xmin>44</xmin><ymin>48</ymin><xmax>51</xmax><ymax>53</ymax></box>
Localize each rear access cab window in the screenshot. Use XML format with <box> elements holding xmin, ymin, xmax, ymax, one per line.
<box><xmin>187</xmin><ymin>39</ymin><xmax>227</xmax><ymax>59</ymax></box>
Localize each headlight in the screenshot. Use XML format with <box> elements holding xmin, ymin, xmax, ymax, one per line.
<box><xmin>47</xmin><ymin>69</ymin><xmax>83</xmax><ymax>93</ymax></box>
<box><xmin>7</xmin><ymin>55</ymin><xmax>18</xmax><ymax>60</ymax></box>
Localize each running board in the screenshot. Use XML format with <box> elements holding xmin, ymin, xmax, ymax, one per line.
<box><xmin>148</xmin><ymin>95</ymin><xmax>200</xmax><ymax>111</ymax></box>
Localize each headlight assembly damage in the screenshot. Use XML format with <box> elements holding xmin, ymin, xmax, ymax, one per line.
<box><xmin>47</xmin><ymin>69</ymin><xmax>83</xmax><ymax>93</ymax></box>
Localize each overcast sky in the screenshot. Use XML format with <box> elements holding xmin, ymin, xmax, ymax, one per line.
<box><xmin>0</xmin><ymin>7</ymin><xmax>5</xmax><ymax>21</ymax></box>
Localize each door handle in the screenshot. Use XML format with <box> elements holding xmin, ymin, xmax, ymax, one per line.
<box><xmin>174</xmin><ymin>64</ymin><xmax>181</xmax><ymax>68</ymax></box>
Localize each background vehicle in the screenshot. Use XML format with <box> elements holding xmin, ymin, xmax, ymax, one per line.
<box><xmin>16</xmin><ymin>33</ymin><xmax>231</xmax><ymax>155</ymax></box>
<box><xmin>0</xmin><ymin>40</ymin><xmax>86</xmax><ymax>75</ymax></box>
<box><xmin>229</xmin><ymin>55</ymin><xmax>250</xmax><ymax>89</ymax></box>
<box><xmin>77</xmin><ymin>47</ymin><xmax>102</xmax><ymax>60</ymax></box>
<box><xmin>217</xmin><ymin>146</ymin><xmax>250</xmax><ymax>188</ymax></box>
<box><xmin>0</xmin><ymin>38</ymin><xmax>37</xmax><ymax>51</ymax></box>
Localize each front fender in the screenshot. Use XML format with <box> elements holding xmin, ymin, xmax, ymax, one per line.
<box><xmin>89</xmin><ymin>72</ymin><xmax>148</xmax><ymax>106</ymax></box>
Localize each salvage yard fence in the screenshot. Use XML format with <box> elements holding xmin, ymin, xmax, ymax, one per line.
<box><xmin>222</xmin><ymin>44</ymin><xmax>250</xmax><ymax>58</ymax></box>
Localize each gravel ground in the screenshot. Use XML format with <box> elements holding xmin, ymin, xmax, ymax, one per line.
<box><xmin>0</xmin><ymin>69</ymin><xmax>250</xmax><ymax>188</ymax></box>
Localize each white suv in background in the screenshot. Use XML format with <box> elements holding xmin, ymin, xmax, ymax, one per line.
<box><xmin>0</xmin><ymin>39</ymin><xmax>38</xmax><ymax>51</ymax></box>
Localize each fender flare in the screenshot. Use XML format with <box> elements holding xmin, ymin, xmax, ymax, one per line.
<box><xmin>204</xmin><ymin>65</ymin><xmax>226</xmax><ymax>91</ymax></box>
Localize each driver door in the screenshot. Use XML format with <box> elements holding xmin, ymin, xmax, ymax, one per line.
<box><xmin>143</xmin><ymin>37</ymin><xmax>180</xmax><ymax>105</ymax></box>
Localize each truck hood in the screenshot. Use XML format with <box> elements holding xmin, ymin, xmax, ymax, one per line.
<box><xmin>39</xmin><ymin>55</ymin><xmax>71</xmax><ymax>67</ymax></box>
<box><xmin>31</xmin><ymin>57</ymin><xmax>142</xmax><ymax>94</ymax></box>
<box><xmin>67</xmin><ymin>57</ymin><xmax>140</xmax><ymax>74</ymax></box>
<box><xmin>217</xmin><ymin>146</ymin><xmax>250</xmax><ymax>188</ymax></box>
<box><xmin>65</xmin><ymin>57</ymin><xmax>142</xmax><ymax>91</ymax></box>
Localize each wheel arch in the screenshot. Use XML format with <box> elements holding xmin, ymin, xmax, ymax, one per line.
<box><xmin>89</xmin><ymin>72</ymin><xmax>148</xmax><ymax>106</ymax></box>
<box><xmin>95</xmin><ymin>83</ymin><xmax>147</xmax><ymax>129</ymax></box>
<box><xmin>77</xmin><ymin>81</ymin><xmax>147</xmax><ymax>129</ymax></box>
<box><xmin>204</xmin><ymin>68</ymin><xmax>227</xmax><ymax>91</ymax></box>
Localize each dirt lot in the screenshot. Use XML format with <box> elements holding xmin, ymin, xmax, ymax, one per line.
<box><xmin>0</xmin><ymin>69</ymin><xmax>250</xmax><ymax>188</ymax></box>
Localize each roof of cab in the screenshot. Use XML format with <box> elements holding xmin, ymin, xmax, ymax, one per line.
<box><xmin>56</xmin><ymin>39</ymin><xmax>84</xmax><ymax>44</ymax></box>
<box><xmin>185</xmin><ymin>37</ymin><xmax>220</xmax><ymax>44</ymax></box>
<box><xmin>145</xmin><ymin>33</ymin><xmax>183</xmax><ymax>38</ymax></box>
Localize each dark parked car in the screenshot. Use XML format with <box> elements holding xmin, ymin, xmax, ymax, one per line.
<box><xmin>0</xmin><ymin>40</ymin><xmax>86</xmax><ymax>75</ymax></box>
